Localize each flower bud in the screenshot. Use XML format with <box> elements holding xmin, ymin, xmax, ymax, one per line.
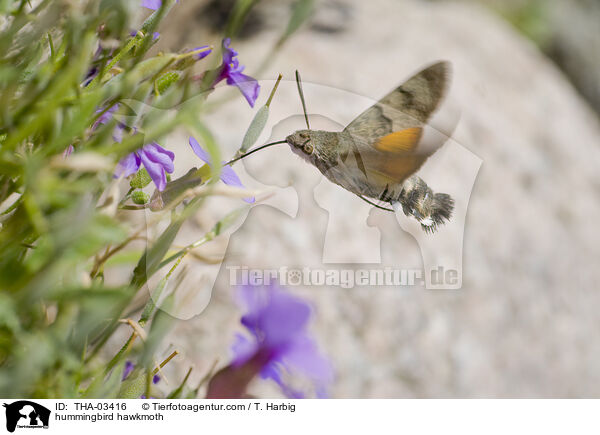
<box><xmin>131</xmin><ymin>190</ymin><xmax>150</xmax><ymax>205</ymax></box>
<box><xmin>130</xmin><ymin>168</ymin><xmax>152</xmax><ymax>189</ymax></box>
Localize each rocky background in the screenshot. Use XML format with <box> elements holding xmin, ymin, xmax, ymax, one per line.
<box><xmin>112</xmin><ymin>0</ymin><xmax>600</xmax><ymax>397</ymax></box>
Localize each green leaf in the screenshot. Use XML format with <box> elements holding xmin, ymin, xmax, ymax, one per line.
<box><xmin>167</xmin><ymin>367</ymin><xmax>193</xmax><ymax>399</ymax></box>
<box><xmin>239</xmin><ymin>105</ymin><xmax>268</xmax><ymax>153</ymax></box>
<box><xmin>278</xmin><ymin>0</ymin><xmax>315</xmax><ymax>46</ymax></box>
<box><xmin>118</xmin><ymin>370</ymin><xmax>148</xmax><ymax>399</ymax></box>
<box><xmin>224</xmin><ymin>0</ymin><xmax>261</xmax><ymax>38</ymax></box>
<box><xmin>155</xmin><ymin>71</ymin><xmax>180</xmax><ymax>95</ymax></box>
<box><xmin>130</xmin><ymin>219</ymin><xmax>183</xmax><ymax>290</ymax></box>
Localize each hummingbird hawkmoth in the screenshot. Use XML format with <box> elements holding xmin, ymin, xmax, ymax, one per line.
<box><xmin>285</xmin><ymin>61</ymin><xmax>455</xmax><ymax>233</ymax></box>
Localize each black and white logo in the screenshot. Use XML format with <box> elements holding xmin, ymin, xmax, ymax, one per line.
<box><xmin>3</xmin><ymin>401</ymin><xmax>50</xmax><ymax>433</ymax></box>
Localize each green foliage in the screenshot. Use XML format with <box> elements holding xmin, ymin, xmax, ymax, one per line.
<box><xmin>0</xmin><ymin>0</ymin><xmax>312</xmax><ymax>399</ymax></box>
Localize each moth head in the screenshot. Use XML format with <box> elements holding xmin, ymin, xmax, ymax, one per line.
<box><xmin>286</xmin><ymin>129</ymin><xmax>315</xmax><ymax>156</ymax></box>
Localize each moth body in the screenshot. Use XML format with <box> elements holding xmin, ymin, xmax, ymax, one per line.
<box><xmin>286</xmin><ymin>129</ymin><xmax>454</xmax><ymax>232</ymax></box>
<box><xmin>285</xmin><ymin>61</ymin><xmax>455</xmax><ymax>232</ymax></box>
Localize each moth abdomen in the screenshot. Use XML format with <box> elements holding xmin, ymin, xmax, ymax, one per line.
<box><xmin>394</xmin><ymin>176</ymin><xmax>454</xmax><ymax>233</ymax></box>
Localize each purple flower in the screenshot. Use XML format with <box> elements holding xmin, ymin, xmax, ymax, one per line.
<box><xmin>82</xmin><ymin>44</ymin><xmax>106</xmax><ymax>87</ymax></box>
<box><xmin>94</xmin><ymin>105</ymin><xmax>174</xmax><ymax>192</ymax></box>
<box><xmin>141</xmin><ymin>0</ymin><xmax>177</xmax><ymax>10</ymax></box>
<box><xmin>230</xmin><ymin>283</ymin><xmax>333</xmax><ymax>398</ymax></box>
<box><xmin>189</xmin><ymin>137</ymin><xmax>254</xmax><ymax>203</ymax></box>
<box><xmin>214</xmin><ymin>38</ymin><xmax>260</xmax><ymax>107</ymax></box>
<box><xmin>63</xmin><ymin>144</ymin><xmax>74</xmax><ymax>158</ymax></box>
<box><xmin>86</xmin><ymin>104</ymin><xmax>126</xmax><ymax>145</ymax></box>
<box><xmin>92</xmin><ymin>104</ymin><xmax>120</xmax><ymax>131</ymax></box>
<box><xmin>115</xmin><ymin>142</ymin><xmax>174</xmax><ymax>191</ymax></box>
<box><xmin>121</xmin><ymin>361</ymin><xmax>161</xmax><ymax>384</ymax></box>
<box><xmin>122</xmin><ymin>361</ymin><xmax>135</xmax><ymax>381</ymax></box>
<box><xmin>91</xmin><ymin>104</ymin><xmax>126</xmax><ymax>144</ymax></box>
<box><xmin>191</xmin><ymin>45</ymin><xmax>212</xmax><ymax>61</ymax></box>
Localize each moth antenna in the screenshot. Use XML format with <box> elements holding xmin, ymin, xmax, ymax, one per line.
<box><xmin>295</xmin><ymin>70</ymin><xmax>311</xmax><ymax>130</ymax></box>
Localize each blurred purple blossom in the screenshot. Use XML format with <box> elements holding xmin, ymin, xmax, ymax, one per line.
<box><xmin>90</xmin><ymin>104</ymin><xmax>174</xmax><ymax>191</ymax></box>
<box><xmin>230</xmin><ymin>283</ymin><xmax>333</xmax><ymax>398</ymax></box>
<box><xmin>63</xmin><ymin>144</ymin><xmax>74</xmax><ymax>159</ymax></box>
<box><xmin>188</xmin><ymin>136</ymin><xmax>254</xmax><ymax>203</ymax></box>
<box><xmin>115</xmin><ymin>142</ymin><xmax>174</xmax><ymax>191</ymax></box>
<box><xmin>190</xmin><ymin>45</ymin><xmax>212</xmax><ymax>60</ymax></box>
<box><xmin>141</xmin><ymin>0</ymin><xmax>178</xmax><ymax>10</ymax></box>
<box><xmin>122</xmin><ymin>361</ymin><xmax>135</xmax><ymax>381</ymax></box>
<box><xmin>66</xmin><ymin>103</ymin><xmax>122</xmax><ymax>157</ymax></box>
<box><xmin>92</xmin><ymin>104</ymin><xmax>120</xmax><ymax>130</ymax></box>
<box><xmin>82</xmin><ymin>43</ymin><xmax>108</xmax><ymax>87</ymax></box>
<box><xmin>214</xmin><ymin>38</ymin><xmax>260</xmax><ymax>107</ymax></box>
<box><xmin>91</xmin><ymin>104</ymin><xmax>126</xmax><ymax>144</ymax></box>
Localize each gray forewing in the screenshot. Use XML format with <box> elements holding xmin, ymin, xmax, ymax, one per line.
<box><xmin>343</xmin><ymin>61</ymin><xmax>450</xmax><ymax>140</ymax></box>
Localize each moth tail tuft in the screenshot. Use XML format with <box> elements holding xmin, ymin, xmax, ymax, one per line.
<box><xmin>431</xmin><ymin>192</ymin><xmax>454</xmax><ymax>224</ymax></box>
<box><xmin>396</xmin><ymin>176</ymin><xmax>454</xmax><ymax>233</ymax></box>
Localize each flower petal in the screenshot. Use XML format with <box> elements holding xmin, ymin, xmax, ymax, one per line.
<box><xmin>220</xmin><ymin>165</ymin><xmax>243</xmax><ymax>187</ymax></box>
<box><xmin>239</xmin><ymin>285</ymin><xmax>310</xmax><ymax>348</ymax></box>
<box><xmin>236</xmin><ymin>284</ymin><xmax>267</xmax><ymax>337</ymax></box>
<box><xmin>63</xmin><ymin>144</ymin><xmax>74</xmax><ymax>158</ymax></box>
<box><xmin>220</xmin><ymin>166</ymin><xmax>255</xmax><ymax>203</ymax></box>
<box><xmin>139</xmin><ymin>150</ymin><xmax>168</xmax><ymax>191</ymax></box>
<box><xmin>258</xmin><ymin>290</ymin><xmax>311</xmax><ymax>348</ymax></box>
<box><xmin>281</xmin><ymin>334</ymin><xmax>333</xmax><ymax>383</ymax></box>
<box><xmin>231</xmin><ymin>283</ymin><xmax>333</xmax><ymax>399</ymax></box>
<box><xmin>122</xmin><ymin>361</ymin><xmax>135</xmax><ymax>380</ymax></box>
<box><xmin>141</xmin><ymin>0</ymin><xmax>162</xmax><ymax>9</ymax></box>
<box><xmin>231</xmin><ymin>333</ymin><xmax>259</xmax><ymax>367</ymax></box>
<box><xmin>213</xmin><ymin>38</ymin><xmax>260</xmax><ymax>107</ymax></box>
<box><xmin>141</xmin><ymin>0</ymin><xmax>178</xmax><ymax>10</ymax></box>
<box><xmin>114</xmin><ymin>152</ymin><xmax>141</xmax><ymax>178</ymax></box>
<box><xmin>226</xmin><ymin>71</ymin><xmax>260</xmax><ymax>107</ymax></box>
<box><xmin>92</xmin><ymin>104</ymin><xmax>119</xmax><ymax>131</ymax></box>
<box><xmin>189</xmin><ymin>136</ymin><xmax>210</xmax><ymax>164</ymax></box>
<box><xmin>141</xmin><ymin>142</ymin><xmax>175</xmax><ymax>174</ymax></box>
<box><xmin>189</xmin><ymin>137</ymin><xmax>254</xmax><ymax>202</ymax></box>
<box><xmin>112</xmin><ymin>124</ymin><xmax>124</xmax><ymax>143</ymax></box>
<box><xmin>193</xmin><ymin>45</ymin><xmax>212</xmax><ymax>60</ymax></box>
<box><xmin>221</xmin><ymin>38</ymin><xmax>238</xmax><ymax>65</ymax></box>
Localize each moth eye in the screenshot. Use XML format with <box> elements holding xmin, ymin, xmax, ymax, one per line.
<box><xmin>303</xmin><ymin>143</ymin><xmax>314</xmax><ymax>154</ymax></box>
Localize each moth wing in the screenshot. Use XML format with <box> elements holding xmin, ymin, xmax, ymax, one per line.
<box><xmin>373</xmin><ymin>127</ymin><xmax>422</xmax><ymax>153</ymax></box>
<box><xmin>348</xmin><ymin>122</ymin><xmax>456</xmax><ymax>185</ymax></box>
<box><xmin>340</xmin><ymin>62</ymin><xmax>451</xmax><ymax>185</ymax></box>
<box><xmin>343</xmin><ymin>61</ymin><xmax>450</xmax><ymax>144</ymax></box>
<box><xmin>357</xmin><ymin>146</ymin><xmax>429</xmax><ymax>185</ymax></box>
